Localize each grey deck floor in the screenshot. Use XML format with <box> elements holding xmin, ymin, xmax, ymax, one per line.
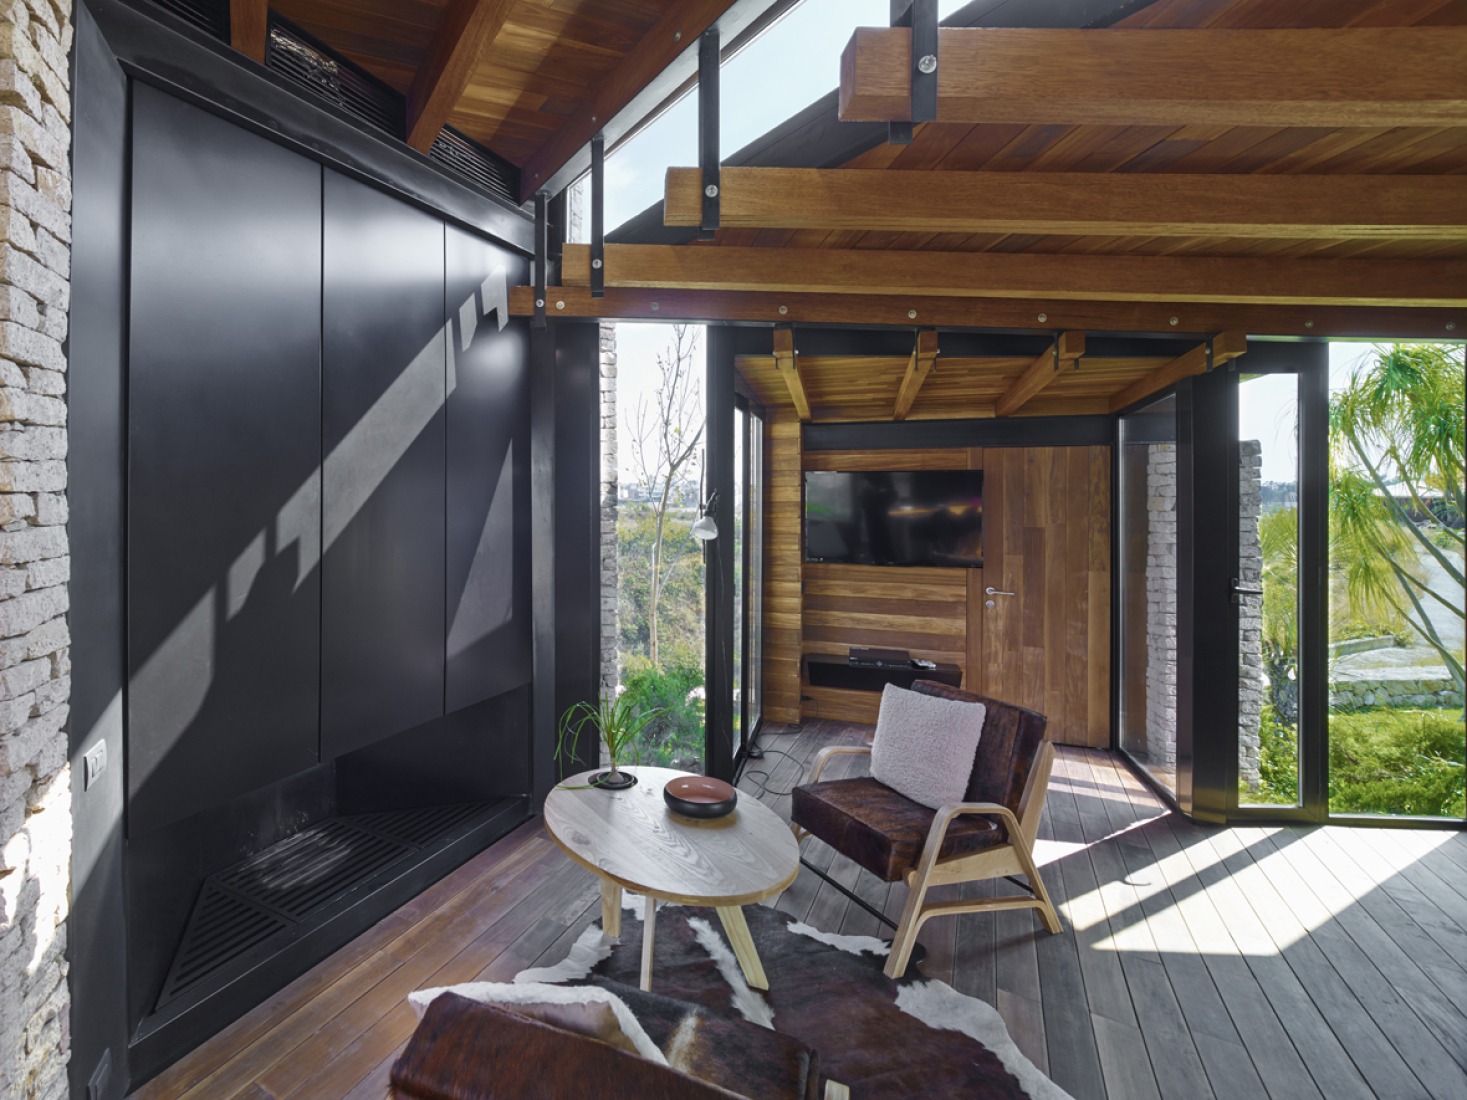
<box><xmin>136</xmin><ymin>721</ymin><xmax>1467</xmax><ymax>1099</ymax></box>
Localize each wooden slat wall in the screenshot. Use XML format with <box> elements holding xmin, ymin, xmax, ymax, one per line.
<box><xmin>762</xmin><ymin>408</ymin><xmax>803</xmax><ymax>724</ymax></box>
<box><xmin>760</xmin><ymin>434</ymin><xmax>1112</xmax><ymax>744</ymax></box>
<box><xmin>799</xmin><ymin>446</ymin><xmax>975</xmax><ymax>724</ymax></box>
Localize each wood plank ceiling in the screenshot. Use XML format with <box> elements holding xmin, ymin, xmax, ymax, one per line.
<box><xmin>264</xmin><ymin>0</ymin><xmax>739</xmax><ymax>198</ymax></box>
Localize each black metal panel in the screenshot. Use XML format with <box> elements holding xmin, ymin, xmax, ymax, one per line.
<box><xmin>529</xmin><ymin>322</ymin><xmax>601</xmax><ymax>806</ymax></box>
<box><xmin>92</xmin><ymin>0</ymin><xmax>533</xmax><ymax>254</ymax></box>
<box><xmin>68</xmin><ymin>9</ymin><xmax>131</xmax><ymax>1096</ymax></box>
<box><xmin>127</xmin><ymin>83</ymin><xmax>323</xmax><ymax>835</ymax></box>
<box><xmin>705</xmin><ymin>326</ymin><xmax>736</xmax><ymax>781</ymax></box>
<box><xmin>336</xmin><ymin>688</ymin><xmax>533</xmax><ymax>814</ymax></box>
<box><xmin>445</xmin><ymin>225</ymin><xmax>531</xmax><ymax>711</ymax></box>
<box><xmin>805</xmin><ymin>416</ymin><xmax>1114</xmax><ymax>451</ymax></box>
<box><xmin>321</xmin><ymin>169</ymin><xmax>446</xmax><ymax>758</ymax></box>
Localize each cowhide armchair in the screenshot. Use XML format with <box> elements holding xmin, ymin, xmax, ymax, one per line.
<box><xmin>790</xmin><ymin>681</ymin><xmax>1062</xmax><ymax>980</ymax></box>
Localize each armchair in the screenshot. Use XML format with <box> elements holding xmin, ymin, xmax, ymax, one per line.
<box><xmin>790</xmin><ymin>682</ymin><xmax>1061</xmax><ymax>980</ymax></box>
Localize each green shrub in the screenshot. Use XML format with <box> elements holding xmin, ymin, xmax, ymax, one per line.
<box><xmin>1328</xmin><ymin>708</ymin><xmax>1465</xmax><ymax>818</ymax></box>
<box><xmin>1249</xmin><ymin>703</ymin><xmax>1300</xmax><ymax>806</ymax></box>
<box><xmin>621</xmin><ymin>656</ymin><xmax>705</xmax><ymax>770</ymax></box>
<box><xmin>1249</xmin><ymin>705</ymin><xmax>1465</xmax><ymax>817</ymax></box>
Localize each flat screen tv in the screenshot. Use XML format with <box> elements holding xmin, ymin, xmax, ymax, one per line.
<box><xmin>804</xmin><ymin>470</ymin><xmax>984</xmax><ymax>568</ymax></box>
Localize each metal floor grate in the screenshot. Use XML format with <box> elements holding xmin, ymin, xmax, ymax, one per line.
<box><xmin>157</xmin><ymin>803</ymin><xmax>488</xmax><ymax>1009</ymax></box>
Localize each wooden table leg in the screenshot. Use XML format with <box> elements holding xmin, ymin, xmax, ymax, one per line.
<box><xmin>640</xmin><ymin>897</ymin><xmax>657</xmax><ymax>991</ymax></box>
<box><xmin>600</xmin><ymin>880</ymin><xmax>622</xmax><ymax>939</ymax></box>
<box><xmin>715</xmin><ymin>906</ymin><xmax>769</xmax><ymax>991</ymax></box>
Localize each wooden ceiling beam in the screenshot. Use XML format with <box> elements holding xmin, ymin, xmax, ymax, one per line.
<box><xmin>663</xmin><ymin>167</ymin><xmax>1467</xmax><ymax>241</ymax></box>
<box><xmin>507</xmin><ymin>287</ymin><xmax>1463</xmax><ymax>340</ymax></box>
<box><xmin>839</xmin><ymin>27</ymin><xmax>1467</xmax><ymax>128</ymax></box>
<box><xmin>995</xmin><ymin>332</ymin><xmax>1085</xmax><ymax>418</ymax></box>
<box><xmin>406</xmin><ymin>0</ymin><xmax>517</xmax><ymax>153</ymax></box>
<box><xmin>1108</xmin><ymin>332</ymin><xmax>1248</xmax><ymax>413</ymax></box>
<box><xmin>893</xmin><ymin>329</ymin><xmax>940</xmax><ymax>420</ymax></box>
<box><xmin>560</xmin><ymin>243</ymin><xmax>1466</xmax><ymax>308</ymax></box>
<box><xmin>229</xmin><ymin>0</ymin><xmax>269</xmax><ymax>64</ymax></box>
<box><xmin>519</xmin><ymin>0</ymin><xmax>741</xmax><ymax>201</ymax></box>
<box><xmin>772</xmin><ymin>327</ymin><xmax>809</xmax><ymax>421</ymax></box>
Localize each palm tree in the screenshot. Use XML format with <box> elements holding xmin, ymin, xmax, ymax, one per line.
<box><xmin>1329</xmin><ymin>344</ymin><xmax>1465</xmax><ymax>697</ymax></box>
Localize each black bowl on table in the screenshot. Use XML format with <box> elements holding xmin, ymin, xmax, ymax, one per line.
<box><xmin>663</xmin><ymin>775</ymin><xmax>738</xmax><ymax>819</ymax></box>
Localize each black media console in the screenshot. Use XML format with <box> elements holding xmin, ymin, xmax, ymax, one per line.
<box><xmin>805</xmin><ymin>652</ymin><xmax>963</xmax><ymax>693</ymax></box>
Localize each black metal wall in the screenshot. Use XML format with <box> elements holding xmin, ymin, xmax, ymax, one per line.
<box><xmin>68</xmin><ymin>7</ymin><xmax>131</xmax><ymax>1097</ymax></box>
<box><xmin>127</xmin><ymin>83</ymin><xmax>324</xmax><ymax>834</ymax></box>
<box><xmin>69</xmin><ymin>7</ymin><xmax>553</xmax><ymax>1087</ymax></box>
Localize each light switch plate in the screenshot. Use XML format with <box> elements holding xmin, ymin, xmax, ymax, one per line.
<box><xmin>84</xmin><ymin>740</ymin><xmax>107</xmax><ymax>790</ymax></box>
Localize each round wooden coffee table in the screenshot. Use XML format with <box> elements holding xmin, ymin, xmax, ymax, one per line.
<box><xmin>543</xmin><ymin>766</ymin><xmax>799</xmax><ymax>992</ymax></box>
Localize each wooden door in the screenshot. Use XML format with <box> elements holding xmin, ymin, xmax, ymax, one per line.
<box><xmin>980</xmin><ymin>447</ymin><xmax>1111</xmax><ymax>747</ymax></box>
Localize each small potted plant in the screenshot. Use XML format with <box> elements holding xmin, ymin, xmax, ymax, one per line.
<box><xmin>556</xmin><ymin>688</ymin><xmax>666</xmax><ymax>790</ymax></box>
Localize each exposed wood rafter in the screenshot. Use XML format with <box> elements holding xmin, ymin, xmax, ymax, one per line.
<box><xmin>839</xmin><ymin>27</ymin><xmax>1467</xmax><ymax>128</ymax></box>
<box><xmin>406</xmin><ymin>0</ymin><xmax>517</xmax><ymax>153</ymax></box>
<box><xmin>560</xmin><ymin>244</ymin><xmax>1466</xmax><ymax>308</ymax></box>
<box><xmin>772</xmin><ymin>326</ymin><xmax>809</xmax><ymax>421</ymax></box>
<box><xmin>663</xmin><ymin>167</ymin><xmax>1467</xmax><ymax>240</ymax></box>
<box><xmin>995</xmin><ymin>332</ymin><xmax>1085</xmax><ymax>418</ymax></box>
<box><xmin>229</xmin><ymin>0</ymin><xmax>269</xmax><ymax>64</ymax></box>
<box><xmin>506</xmin><ymin>287</ymin><xmax>1462</xmax><ymax>341</ymax></box>
<box><xmin>893</xmin><ymin>329</ymin><xmax>939</xmax><ymax>420</ymax></box>
<box><xmin>520</xmin><ymin>0</ymin><xmax>742</xmax><ymax>201</ymax></box>
<box><xmin>1108</xmin><ymin>332</ymin><xmax>1248</xmax><ymax>413</ymax></box>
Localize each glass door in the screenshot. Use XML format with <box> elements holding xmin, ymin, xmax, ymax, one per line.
<box><xmin>1325</xmin><ymin>344</ymin><xmax>1464</xmax><ymax>821</ymax></box>
<box><xmin>1118</xmin><ymin>394</ymin><xmax>1183</xmax><ymax>801</ymax></box>
<box><xmin>1236</xmin><ymin>370</ymin><xmax>1303</xmax><ymax>809</ymax></box>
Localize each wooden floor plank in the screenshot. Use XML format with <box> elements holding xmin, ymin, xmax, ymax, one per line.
<box><xmin>130</xmin><ymin>736</ymin><xmax>1467</xmax><ymax>1100</ymax></box>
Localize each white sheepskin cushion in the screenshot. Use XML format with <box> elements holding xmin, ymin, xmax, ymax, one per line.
<box><xmin>869</xmin><ymin>683</ymin><xmax>985</xmax><ymax>810</ymax></box>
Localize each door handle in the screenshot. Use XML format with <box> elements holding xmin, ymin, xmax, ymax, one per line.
<box><xmin>1230</xmin><ymin>577</ymin><xmax>1263</xmax><ymax>605</ymax></box>
<box><xmin>985</xmin><ymin>586</ymin><xmax>1016</xmax><ymax>597</ymax></box>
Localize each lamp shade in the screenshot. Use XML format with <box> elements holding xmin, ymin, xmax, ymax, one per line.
<box><xmin>690</xmin><ymin>514</ymin><xmax>719</xmax><ymax>541</ymax></box>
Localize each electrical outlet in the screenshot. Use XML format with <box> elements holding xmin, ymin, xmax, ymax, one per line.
<box><xmin>84</xmin><ymin>741</ymin><xmax>107</xmax><ymax>790</ymax></box>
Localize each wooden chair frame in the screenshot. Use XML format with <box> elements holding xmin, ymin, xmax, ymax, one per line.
<box><xmin>794</xmin><ymin>740</ymin><xmax>1062</xmax><ymax>980</ymax></box>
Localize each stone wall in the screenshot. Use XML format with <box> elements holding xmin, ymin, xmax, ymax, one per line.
<box><xmin>1238</xmin><ymin>440</ymin><xmax>1264</xmax><ymax>788</ymax></box>
<box><xmin>1330</xmin><ymin>675</ymin><xmax>1463</xmax><ymax>711</ymax></box>
<box><xmin>1143</xmin><ymin>442</ymin><xmax>1178</xmax><ymax>773</ymax></box>
<box><xmin>0</xmin><ymin>1</ymin><xmax>72</xmax><ymax>1098</ymax></box>
<box><xmin>598</xmin><ymin>323</ymin><xmax>618</xmax><ymax>698</ymax></box>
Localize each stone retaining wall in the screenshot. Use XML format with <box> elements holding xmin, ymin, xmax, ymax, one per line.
<box><xmin>1143</xmin><ymin>442</ymin><xmax>1178</xmax><ymax>773</ymax></box>
<box><xmin>0</xmin><ymin>1</ymin><xmax>73</xmax><ymax>1097</ymax></box>
<box><xmin>1329</xmin><ymin>677</ymin><xmax>1463</xmax><ymax>711</ymax></box>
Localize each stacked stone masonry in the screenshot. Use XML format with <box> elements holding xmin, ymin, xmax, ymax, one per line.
<box><xmin>1238</xmin><ymin>441</ymin><xmax>1264</xmax><ymax>789</ymax></box>
<box><xmin>599</xmin><ymin>323</ymin><xmax>618</xmax><ymax>700</ymax></box>
<box><xmin>0</xmin><ymin>1</ymin><xmax>72</xmax><ymax>1098</ymax></box>
<box><xmin>1143</xmin><ymin>443</ymin><xmax>1178</xmax><ymax>774</ymax></box>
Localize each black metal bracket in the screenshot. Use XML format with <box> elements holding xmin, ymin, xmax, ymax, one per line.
<box><xmin>699</xmin><ymin>29</ymin><xmax>720</xmax><ymax>238</ymax></box>
<box><xmin>533</xmin><ymin>190</ymin><xmax>548</xmax><ymax>329</ymax></box>
<box><xmin>590</xmin><ymin>134</ymin><xmax>605</xmax><ymax>298</ymax></box>
<box><xmin>889</xmin><ymin>0</ymin><xmax>938</xmax><ymax>145</ymax></box>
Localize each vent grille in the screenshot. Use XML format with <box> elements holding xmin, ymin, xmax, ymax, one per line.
<box><xmin>146</xmin><ymin>0</ymin><xmax>229</xmax><ymax>41</ymax></box>
<box><xmin>429</xmin><ymin>127</ymin><xmax>521</xmax><ymax>207</ymax></box>
<box><xmin>157</xmin><ymin>803</ymin><xmax>490</xmax><ymax>1009</ymax></box>
<box><xmin>265</xmin><ymin>19</ymin><xmax>405</xmax><ymax>138</ymax></box>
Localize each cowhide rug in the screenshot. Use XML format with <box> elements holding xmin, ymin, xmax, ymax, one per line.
<box><xmin>515</xmin><ymin>897</ymin><xmax>1074</xmax><ymax>1100</ymax></box>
